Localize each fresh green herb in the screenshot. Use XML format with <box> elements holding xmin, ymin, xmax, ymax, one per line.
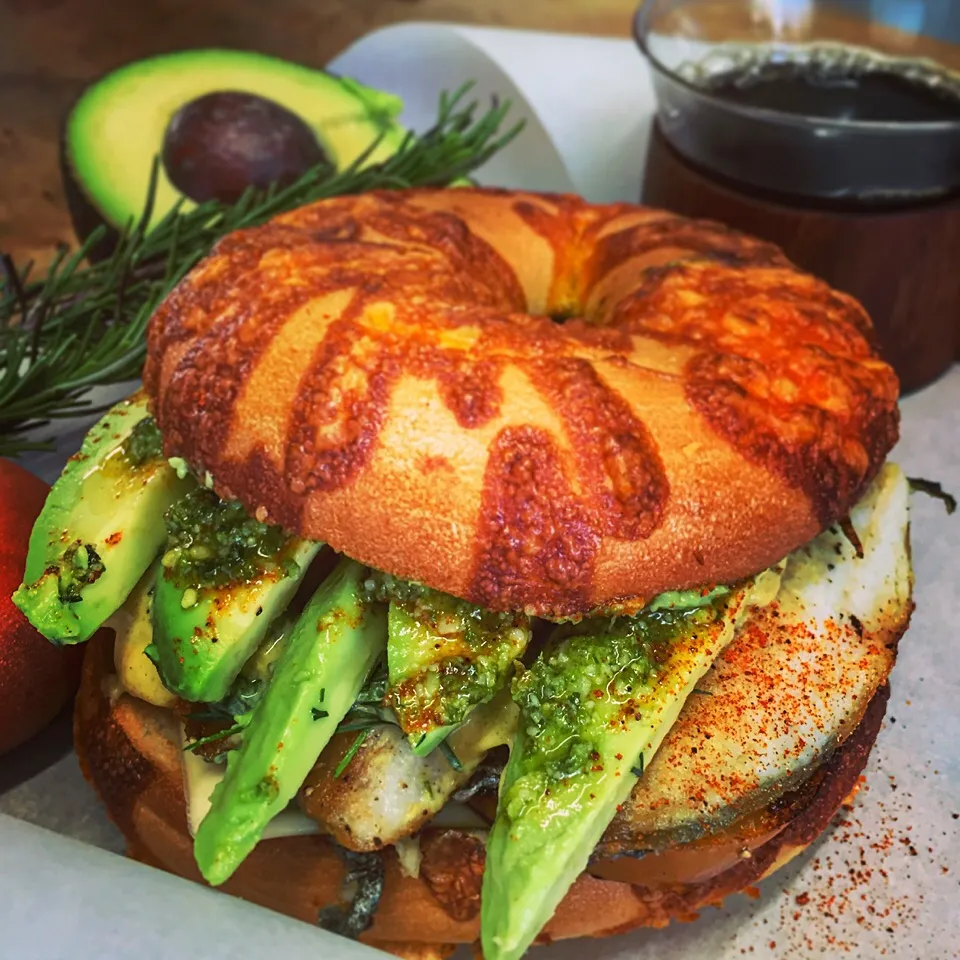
<box><xmin>0</xmin><ymin>84</ymin><xmax>523</xmax><ymax>457</ymax></box>
<box><xmin>336</xmin><ymin>716</ymin><xmax>390</xmax><ymax>733</ymax></box>
<box><xmin>354</xmin><ymin>658</ymin><xmax>390</xmax><ymax>706</ymax></box>
<box><xmin>333</xmin><ymin>660</ymin><xmax>397</xmax><ymax>734</ymax></box>
<box><xmin>908</xmin><ymin>476</ymin><xmax>957</xmax><ymax>515</ymax></box>
<box><xmin>183</xmin><ymin>722</ymin><xmax>245</xmax><ymax>752</ymax></box>
<box><xmin>334</xmin><ymin>729</ymin><xmax>370</xmax><ymax>778</ymax></box>
<box><xmin>438</xmin><ymin>739</ymin><xmax>463</xmax><ymax>772</ymax></box>
<box><xmin>631</xmin><ymin>755</ymin><xmax>645</xmax><ymax>778</ymax></box>
<box><xmin>311</xmin><ymin>689</ymin><xmax>329</xmax><ymax>720</ymax></box>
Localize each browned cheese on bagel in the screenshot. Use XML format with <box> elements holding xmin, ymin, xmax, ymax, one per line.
<box><xmin>143</xmin><ymin>188</ymin><xmax>899</xmax><ymax>618</ymax></box>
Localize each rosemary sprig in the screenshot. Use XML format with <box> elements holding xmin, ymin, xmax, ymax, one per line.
<box><xmin>0</xmin><ymin>84</ymin><xmax>523</xmax><ymax>457</ymax></box>
<box><xmin>334</xmin><ymin>729</ymin><xmax>371</xmax><ymax>779</ymax></box>
<box><xmin>438</xmin><ymin>739</ymin><xmax>463</xmax><ymax>772</ymax></box>
<box><xmin>183</xmin><ymin>721</ymin><xmax>246</xmax><ymax>753</ymax></box>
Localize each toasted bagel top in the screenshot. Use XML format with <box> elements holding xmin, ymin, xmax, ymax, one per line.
<box><xmin>144</xmin><ymin>188</ymin><xmax>899</xmax><ymax>617</ymax></box>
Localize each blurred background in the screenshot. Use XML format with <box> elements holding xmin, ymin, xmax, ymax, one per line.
<box><xmin>1</xmin><ymin>0</ymin><xmax>958</xmax><ymax>267</ymax></box>
<box><xmin>0</xmin><ymin>0</ymin><xmax>635</xmax><ymax>268</ymax></box>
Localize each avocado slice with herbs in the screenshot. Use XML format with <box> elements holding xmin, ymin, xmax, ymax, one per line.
<box><xmin>150</xmin><ymin>486</ymin><xmax>323</xmax><ymax>703</ymax></box>
<box><xmin>365</xmin><ymin>574</ymin><xmax>530</xmax><ymax>756</ymax></box>
<box><xmin>62</xmin><ymin>48</ymin><xmax>407</xmax><ymax>254</ymax></box>
<box><xmin>480</xmin><ymin>569</ymin><xmax>783</xmax><ymax>960</ymax></box>
<box><xmin>194</xmin><ymin>556</ymin><xmax>387</xmax><ymax>886</ymax></box>
<box><xmin>12</xmin><ymin>393</ymin><xmax>194</xmax><ymax>643</ymax></box>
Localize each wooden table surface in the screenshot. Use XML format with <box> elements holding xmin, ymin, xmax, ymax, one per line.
<box><xmin>0</xmin><ymin>0</ymin><xmax>637</xmax><ymax>267</ymax></box>
<box><xmin>2</xmin><ymin>1</ymin><xmax>958</xmax><ymax>269</ymax></box>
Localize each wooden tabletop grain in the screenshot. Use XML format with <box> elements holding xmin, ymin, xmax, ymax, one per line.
<box><xmin>2</xmin><ymin>0</ymin><xmax>958</xmax><ymax>269</ymax></box>
<box><xmin>0</xmin><ymin>0</ymin><xmax>638</xmax><ymax>267</ymax></box>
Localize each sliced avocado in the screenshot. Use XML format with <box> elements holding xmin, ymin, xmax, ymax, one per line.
<box><xmin>12</xmin><ymin>394</ymin><xmax>194</xmax><ymax>643</ymax></box>
<box><xmin>238</xmin><ymin>609</ymin><xmax>297</xmax><ymax>684</ymax></box>
<box><xmin>63</xmin><ymin>49</ymin><xmax>407</xmax><ymax>246</ymax></box>
<box><xmin>194</xmin><ymin>556</ymin><xmax>386</xmax><ymax>886</ymax></box>
<box><xmin>150</xmin><ymin>486</ymin><xmax>323</xmax><ymax>703</ymax></box>
<box><xmin>600</xmin><ymin>469</ymin><xmax>907</xmax><ymax>854</ymax></box>
<box><xmin>480</xmin><ymin>571</ymin><xmax>782</xmax><ymax>960</ymax></box>
<box><xmin>367</xmin><ymin>574</ymin><xmax>530</xmax><ymax>755</ymax></box>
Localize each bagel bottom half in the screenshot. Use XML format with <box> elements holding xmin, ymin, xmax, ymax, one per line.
<box><xmin>74</xmin><ymin>628</ymin><xmax>892</xmax><ymax>959</ymax></box>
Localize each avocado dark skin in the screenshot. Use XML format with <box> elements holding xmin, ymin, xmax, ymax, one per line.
<box><xmin>59</xmin><ymin>134</ymin><xmax>118</xmax><ymax>264</ymax></box>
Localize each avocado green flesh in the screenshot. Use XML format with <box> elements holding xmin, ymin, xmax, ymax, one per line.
<box><xmin>600</xmin><ymin>468</ymin><xmax>909</xmax><ymax>854</ymax></box>
<box><xmin>151</xmin><ymin>538</ymin><xmax>322</xmax><ymax>703</ymax></box>
<box><xmin>646</xmin><ymin>584</ymin><xmax>731</xmax><ymax>612</ymax></box>
<box><xmin>12</xmin><ymin>395</ymin><xmax>193</xmax><ymax>643</ymax></box>
<box><xmin>66</xmin><ymin>49</ymin><xmax>407</xmax><ymax>233</ymax></box>
<box><xmin>194</xmin><ymin>557</ymin><xmax>387</xmax><ymax>886</ymax></box>
<box><xmin>385</xmin><ymin>591</ymin><xmax>530</xmax><ymax>754</ymax></box>
<box><xmin>240</xmin><ymin>613</ymin><xmax>296</xmax><ymax>683</ymax></box>
<box><xmin>480</xmin><ymin>574</ymin><xmax>779</xmax><ymax>960</ymax></box>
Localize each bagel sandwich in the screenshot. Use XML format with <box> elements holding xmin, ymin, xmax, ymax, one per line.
<box><xmin>13</xmin><ymin>188</ymin><xmax>913</xmax><ymax>960</ymax></box>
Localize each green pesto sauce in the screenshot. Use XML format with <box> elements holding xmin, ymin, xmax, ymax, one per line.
<box><xmin>361</xmin><ymin>571</ymin><xmax>430</xmax><ymax>607</ymax></box>
<box><xmin>58</xmin><ymin>542</ymin><xmax>106</xmax><ymax>603</ymax></box>
<box><xmin>363</xmin><ymin>571</ymin><xmax>524</xmax><ymax>649</ymax></box>
<box><xmin>390</xmin><ymin>650</ymin><xmax>512</xmax><ymax>733</ymax></box>
<box><xmin>512</xmin><ymin>603</ymin><xmax>721</xmax><ymax>782</ymax></box>
<box><xmin>161</xmin><ymin>487</ymin><xmax>296</xmax><ymax>590</ymax></box>
<box><xmin>119</xmin><ymin>416</ymin><xmax>164</xmax><ymax>468</ymax></box>
<box><xmin>366</xmin><ymin>572</ymin><xmax>529</xmax><ymax>732</ymax></box>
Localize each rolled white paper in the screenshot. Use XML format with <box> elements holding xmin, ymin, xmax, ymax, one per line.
<box><xmin>329</xmin><ymin>23</ymin><xmax>656</xmax><ymax>203</ymax></box>
<box><xmin>0</xmin><ymin>814</ymin><xmax>382</xmax><ymax>960</ymax></box>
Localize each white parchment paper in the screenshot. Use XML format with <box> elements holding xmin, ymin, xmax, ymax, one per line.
<box><xmin>1</xmin><ymin>21</ymin><xmax>957</xmax><ymax>960</ymax></box>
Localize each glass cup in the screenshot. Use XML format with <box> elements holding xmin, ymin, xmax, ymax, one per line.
<box><xmin>633</xmin><ymin>0</ymin><xmax>960</xmax><ymax>205</ymax></box>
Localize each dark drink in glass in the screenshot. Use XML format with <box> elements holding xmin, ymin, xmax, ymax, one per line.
<box><xmin>634</xmin><ymin>0</ymin><xmax>960</xmax><ymax>389</ymax></box>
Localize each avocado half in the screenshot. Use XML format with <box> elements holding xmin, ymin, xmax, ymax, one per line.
<box><xmin>61</xmin><ymin>49</ymin><xmax>408</xmax><ymax>257</ymax></box>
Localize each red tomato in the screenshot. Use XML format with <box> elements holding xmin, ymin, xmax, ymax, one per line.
<box><xmin>0</xmin><ymin>458</ymin><xmax>84</xmax><ymax>755</ymax></box>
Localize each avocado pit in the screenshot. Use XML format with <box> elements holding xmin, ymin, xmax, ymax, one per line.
<box><xmin>161</xmin><ymin>91</ymin><xmax>329</xmax><ymax>204</ymax></box>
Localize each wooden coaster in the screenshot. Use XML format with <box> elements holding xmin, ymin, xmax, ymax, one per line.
<box><xmin>641</xmin><ymin>121</ymin><xmax>960</xmax><ymax>394</ymax></box>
